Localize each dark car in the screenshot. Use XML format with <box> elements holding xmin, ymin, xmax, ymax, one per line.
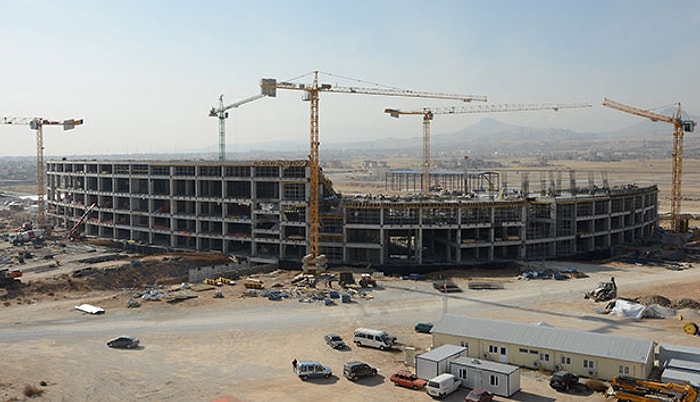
<box><xmin>324</xmin><ymin>333</ymin><xmax>347</xmax><ymax>349</ymax></box>
<box><xmin>549</xmin><ymin>370</ymin><xmax>579</xmax><ymax>391</ymax></box>
<box><xmin>389</xmin><ymin>371</ymin><xmax>427</xmax><ymax>390</ymax></box>
<box><xmin>414</xmin><ymin>322</ymin><xmax>434</xmax><ymax>333</ymax></box>
<box><xmin>464</xmin><ymin>388</ymin><xmax>494</xmax><ymax>402</ymax></box>
<box><xmin>343</xmin><ymin>361</ymin><xmax>377</xmax><ymax>381</ymax></box>
<box><xmin>107</xmin><ymin>335</ymin><xmax>139</xmax><ymax>349</ymax></box>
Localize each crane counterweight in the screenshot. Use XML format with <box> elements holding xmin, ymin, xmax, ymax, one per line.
<box><xmin>603</xmin><ymin>98</ymin><xmax>697</xmax><ymax>232</ymax></box>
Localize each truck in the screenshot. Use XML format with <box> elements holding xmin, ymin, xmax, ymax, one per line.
<box><xmin>8</xmin><ymin>229</ymin><xmax>45</xmax><ymax>245</ymax></box>
<box><xmin>0</xmin><ymin>268</ymin><xmax>23</xmax><ymax>288</ymax></box>
<box><xmin>359</xmin><ymin>273</ymin><xmax>377</xmax><ymax>288</ymax></box>
<box><xmin>608</xmin><ymin>375</ymin><xmax>698</xmax><ymax>402</ymax></box>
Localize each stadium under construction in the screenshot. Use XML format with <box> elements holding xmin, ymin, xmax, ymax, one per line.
<box><xmin>46</xmin><ymin>159</ymin><xmax>658</xmax><ymax>267</ymax></box>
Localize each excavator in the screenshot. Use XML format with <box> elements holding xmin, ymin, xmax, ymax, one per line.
<box><xmin>607</xmin><ymin>375</ymin><xmax>698</xmax><ymax>402</ymax></box>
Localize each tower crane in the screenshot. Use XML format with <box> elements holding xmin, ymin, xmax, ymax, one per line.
<box><xmin>1</xmin><ymin>117</ymin><xmax>84</xmax><ymax>226</ymax></box>
<box><xmin>602</xmin><ymin>98</ymin><xmax>697</xmax><ymax>232</ymax></box>
<box><xmin>209</xmin><ymin>94</ymin><xmax>266</xmax><ymax>160</ymax></box>
<box><xmin>260</xmin><ymin>71</ymin><xmax>487</xmax><ymax>271</ymax></box>
<box><xmin>385</xmin><ymin>103</ymin><xmax>592</xmax><ymax>195</ymax></box>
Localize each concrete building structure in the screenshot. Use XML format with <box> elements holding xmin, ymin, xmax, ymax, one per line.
<box><xmin>430</xmin><ymin>314</ymin><xmax>656</xmax><ymax>381</ymax></box>
<box><xmin>46</xmin><ymin>159</ymin><xmax>658</xmax><ymax>266</ymax></box>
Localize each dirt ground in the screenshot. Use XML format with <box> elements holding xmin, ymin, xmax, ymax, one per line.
<box><xmin>2</xmin><ymin>157</ymin><xmax>700</xmax><ymax>401</ymax></box>
<box><xmin>1</xmin><ymin>240</ymin><xmax>699</xmax><ymax>402</ymax></box>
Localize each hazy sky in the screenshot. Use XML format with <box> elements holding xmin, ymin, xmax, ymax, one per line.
<box><xmin>1</xmin><ymin>0</ymin><xmax>698</xmax><ymax>157</ymax></box>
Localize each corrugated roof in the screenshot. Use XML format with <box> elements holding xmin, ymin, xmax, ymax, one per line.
<box><xmin>418</xmin><ymin>345</ymin><xmax>467</xmax><ymax>362</ymax></box>
<box><xmin>667</xmin><ymin>359</ymin><xmax>700</xmax><ymax>373</ymax></box>
<box><xmin>451</xmin><ymin>357</ymin><xmax>520</xmax><ymax>374</ymax></box>
<box><xmin>661</xmin><ymin>368</ymin><xmax>700</xmax><ymax>387</ymax></box>
<box><xmin>433</xmin><ymin>314</ymin><xmax>654</xmax><ymax>364</ymax></box>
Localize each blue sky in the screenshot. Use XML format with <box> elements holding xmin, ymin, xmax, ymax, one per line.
<box><xmin>1</xmin><ymin>0</ymin><xmax>698</xmax><ymax>156</ymax></box>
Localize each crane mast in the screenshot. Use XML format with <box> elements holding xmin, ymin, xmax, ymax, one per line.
<box><xmin>603</xmin><ymin>98</ymin><xmax>697</xmax><ymax>232</ymax></box>
<box><xmin>1</xmin><ymin>117</ymin><xmax>83</xmax><ymax>226</ymax></box>
<box><xmin>385</xmin><ymin>103</ymin><xmax>592</xmax><ymax>195</ymax></box>
<box><xmin>209</xmin><ymin>94</ymin><xmax>266</xmax><ymax>160</ymax></box>
<box><xmin>261</xmin><ymin>71</ymin><xmax>487</xmax><ymax>263</ymax></box>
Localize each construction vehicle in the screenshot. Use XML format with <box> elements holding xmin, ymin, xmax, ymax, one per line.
<box><xmin>584</xmin><ymin>277</ymin><xmax>617</xmax><ymax>302</ymax></box>
<box><xmin>260</xmin><ymin>71</ymin><xmax>486</xmax><ymax>272</ymax></box>
<box><xmin>603</xmin><ymin>98</ymin><xmax>697</xmax><ymax>232</ymax></box>
<box><xmin>14</xmin><ymin>222</ymin><xmax>33</xmax><ymax>232</ymax></box>
<box><xmin>1</xmin><ymin>117</ymin><xmax>84</xmax><ymax>227</ymax></box>
<box><xmin>359</xmin><ymin>273</ymin><xmax>377</xmax><ymax>288</ymax></box>
<box><xmin>68</xmin><ymin>203</ymin><xmax>97</xmax><ymax>241</ymax></box>
<box><xmin>209</xmin><ymin>94</ymin><xmax>266</xmax><ymax>160</ymax></box>
<box><xmin>8</xmin><ymin>229</ymin><xmax>45</xmax><ymax>246</ymax></box>
<box><xmin>0</xmin><ymin>268</ymin><xmax>23</xmax><ymax>288</ymax></box>
<box><xmin>243</xmin><ymin>278</ymin><xmax>264</xmax><ymax>289</ymax></box>
<box><xmin>384</xmin><ymin>103</ymin><xmax>591</xmax><ymax>195</ymax></box>
<box><xmin>682</xmin><ymin>322</ymin><xmax>699</xmax><ymax>336</ymax></box>
<box><xmin>607</xmin><ymin>375</ymin><xmax>698</xmax><ymax>402</ymax></box>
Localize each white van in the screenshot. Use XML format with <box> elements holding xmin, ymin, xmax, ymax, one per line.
<box><xmin>426</xmin><ymin>373</ymin><xmax>461</xmax><ymax>399</ymax></box>
<box><xmin>353</xmin><ymin>328</ymin><xmax>396</xmax><ymax>350</ymax></box>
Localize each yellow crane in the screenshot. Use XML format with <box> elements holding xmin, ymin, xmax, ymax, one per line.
<box><xmin>1</xmin><ymin>117</ymin><xmax>84</xmax><ymax>226</ymax></box>
<box><xmin>384</xmin><ymin>103</ymin><xmax>592</xmax><ymax>195</ymax></box>
<box><xmin>603</xmin><ymin>98</ymin><xmax>697</xmax><ymax>232</ymax></box>
<box><xmin>260</xmin><ymin>71</ymin><xmax>486</xmax><ymax>270</ymax></box>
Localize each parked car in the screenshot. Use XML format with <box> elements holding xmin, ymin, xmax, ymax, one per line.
<box><xmin>389</xmin><ymin>371</ymin><xmax>427</xmax><ymax>390</ymax></box>
<box><xmin>342</xmin><ymin>361</ymin><xmax>377</xmax><ymax>381</ymax></box>
<box><xmin>106</xmin><ymin>335</ymin><xmax>139</xmax><ymax>349</ymax></box>
<box><xmin>549</xmin><ymin>370</ymin><xmax>579</xmax><ymax>391</ymax></box>
<box><xmin>324</xmin><ymin>333</ymin><xmax>347</xmax><ymax>349</ymax></box>
<box><xmin>464</xmin><ymin>388</ymin><xmax>494</xmax><ymax>402</ymax></box>
<box><xmin>294</xmin><ymin>360</ymin><xmax>332</xmax><ymax>380</ymax></box>
<box><xmin>414</xmin><ymin>322</ymin><xmax>433</xmax><ymax>333</ymax></box>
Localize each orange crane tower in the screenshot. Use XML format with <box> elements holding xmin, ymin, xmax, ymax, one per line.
<box><xmin>260</xmin><ymin>71</ymin><xmax>486</xmax><ymax>265</ymax></box>
<box><xmin>1</xmin><ymin>117</ymin><xmax>84</xmax><ymax>226</ymax></box>
<box><xmin>603</xmin><ymin>98</ymin><xmax>697</xmax><ymax>232</ymax></box>
<box><xmin>385</xmin><ymin>103</ymin><xmax>592</xmax><ymax>194</ymax></box>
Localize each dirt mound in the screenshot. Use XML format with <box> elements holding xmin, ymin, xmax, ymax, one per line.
<box><xmin>636</xmin><ymin>295</ymin><xmax>672</xmax><ymax>307</ymax></box>
<box><xmin>673</xmin><ymin>298</ymin><xmax>700</xmax><ymax>309</ymax></box>
<box><xmin>633</xmin><ymin>294</ymin><xmax>700</xmax><ymax>310</ymax></box>
<box><xmin>17</xmin><ymin>253</ymin><xmax>233</xmax><ymax>299</ymax></box>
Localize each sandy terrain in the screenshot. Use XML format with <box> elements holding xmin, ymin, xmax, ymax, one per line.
<box><xmin>1</xmin><ymin>244</ymin><xmax>699</xmax><ymax>402</ymax></box>
<box><xmin>1</xmin><ymin>157</ymin><xmax>699</xmax><ymax>401</ymax></box>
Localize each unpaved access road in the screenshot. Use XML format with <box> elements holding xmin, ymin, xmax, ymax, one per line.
<box><xmin>1</xmin><ymin>261</ymin><xmax>699</xmax><ymax>402</ymax></box>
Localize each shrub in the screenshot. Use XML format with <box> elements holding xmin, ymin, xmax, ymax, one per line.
<box><xmin>23</xmin><ymin>384</ymin><xmax>44</xmax><ymax>397</ymax></box>
<box><xmin>585</xmin><ymin>379</ymin><xmax>608</xmax><ymax>392</ymax></box>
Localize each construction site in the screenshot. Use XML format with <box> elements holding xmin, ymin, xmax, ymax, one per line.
<box><xmin>2</xmin><ymin>71</ymin><xmax>700</xmax><ymax>402</ymax></box>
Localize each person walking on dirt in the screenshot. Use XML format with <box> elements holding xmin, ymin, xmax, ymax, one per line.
<box><xmin>292</xmin><ymin>358</ymin><xmax>297</xmax><ymax>371</ymax></box>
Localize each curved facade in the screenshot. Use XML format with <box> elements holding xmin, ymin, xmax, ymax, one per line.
<box><xmin>46</xmin><ymin>159</ymin><xmax>658</xmax><ymax>265</ymax></box>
